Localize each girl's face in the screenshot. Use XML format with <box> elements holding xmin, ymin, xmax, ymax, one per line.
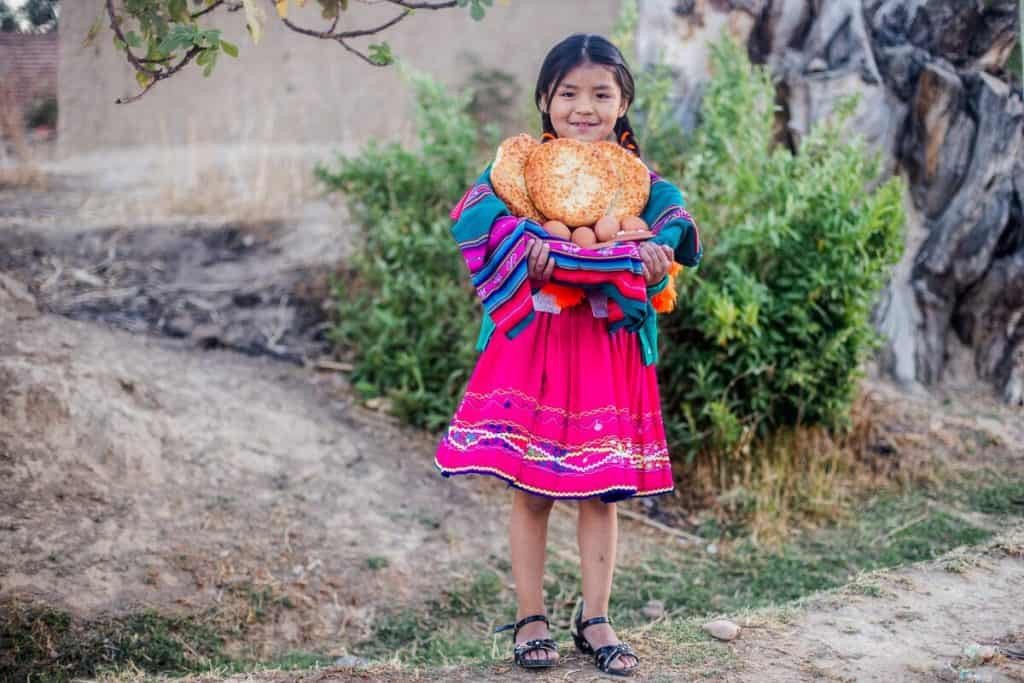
<box><xmin>542</xmin><ymin>62</ymin><xmax>628</xmax><ymax>143</ymax></box>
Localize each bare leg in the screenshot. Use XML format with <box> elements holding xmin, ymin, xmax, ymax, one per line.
<box><xmin>509</xmin><ymin>489</ymin><xmax>558</xmax><ymax>663</ymax></box>
<box><xmin>577</xmin><ymin>498</ymin><xmax>637</xmax><ymax>672</ymax></box>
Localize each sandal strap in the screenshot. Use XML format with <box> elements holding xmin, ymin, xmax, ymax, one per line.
<box><xmin>513</xmin><ymin>638</ymin><xmax>558</xmax><ymax>655</ymax></box>
<box><xmin>595</xmin><ymin>642</ymin><xmax>638</xmax><ymax>672</ymax></box>
<box><xmin>494</xmin><ymin>613</ymin><xmax>550</xmax><ymax>636</ymax></box>
<box><xmin>579</xmin><ymin>615</ymin><xmax>612</xmax><ymax>631</ymax></box>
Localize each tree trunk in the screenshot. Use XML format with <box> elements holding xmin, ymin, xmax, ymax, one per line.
<box><xmin>637</xmin><ymin>0</ymin><xmax>1024</xmax><ymax>405</ymax></box>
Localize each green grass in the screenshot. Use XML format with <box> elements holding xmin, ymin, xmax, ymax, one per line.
<box><xmin>0</xmin><ymin>590</ymin><xmax>331</xmax><ymax>682</ymax></box>
<box><xmin>958</xmin><ymin>474</ymin><xmax>1024</xmax><ymax>516</ymax></box>
<box><xmin>0</xmin><ymin>605</ymin><xmax>230</xmax><ymax>682</ymax></box>
<box><xmin>356</xmin><ymin>565</ymin><xmax>506</xmax><ymax>666</ymax></box>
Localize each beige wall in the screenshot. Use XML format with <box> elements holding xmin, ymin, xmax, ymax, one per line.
<box><xmin>59</xmin><ymin>1</ymin><xmax>621</xmax><ymax>157</ymax></box>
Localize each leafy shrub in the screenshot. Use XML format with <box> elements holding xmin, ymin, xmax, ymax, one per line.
<box><xmin>316</xmin><ymin>70</ymin><xmax>484</xmax><ymax>429</ymax></box>
<box><xmin>636</xmin><ymin>37</ymin><xmax>905</xmax><ymax>457</ymax></box>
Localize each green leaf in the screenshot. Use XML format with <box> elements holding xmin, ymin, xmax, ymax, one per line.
<box><xmin>470</xmin><ymin>2</ymin><xmax>485</xmax><ymax>20</ymax></box>
<box><xmin>368</xmin><ymin>42</ymin><xmax>394</xmax><ymax>66</ymax></box>
<box><xmin>125</xmin><ymin>31</ymin><xmax>143</xmax><ymax>48</ymax></box>
<box><xmin>220</xmin><ymin>39</ymin><xmax>239</xmax><ymax>58</ymax></box>
<box><xmin>168</xmin><ymin>0</ymin><xmax>188</xmax><ymax>22</ymax></box>
<box><xmin>135</xmin><ymin>70</ymin><xmax>153</xmax><ymax>89</ymax></box>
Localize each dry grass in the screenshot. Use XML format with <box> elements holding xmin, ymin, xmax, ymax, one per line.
<box><xmin>680</xmin><ymin>387</ymin><xmax>927</xmax><ymax>547</ymax></box>
<box><xmin>0</xmin><ymin>164</ymin><xmax>47</xmax><ymax>190</ymax></box>
<box><xmin>150</xmin><ymin>112</ymin><xmax>321</xmax><ymax>223</ymax></box>
<box><xmin>153</xmin><ymin>147</ymin><xmax>319</xmax><ymax>223</ymax></box>
<box><xmin>0</xmin><ymin>78</ymin><xmax>46</xmax><ymax>191</ymax></box>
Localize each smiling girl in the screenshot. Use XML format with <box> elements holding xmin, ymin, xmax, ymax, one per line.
<box><xmin>435</xmin><ymin>33</ymin><xmax>702</xmax><ymax>676</ymax></box>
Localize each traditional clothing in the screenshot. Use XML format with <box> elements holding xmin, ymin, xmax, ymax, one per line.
<box><xmin>435</xmin><ymin>164</ymin><xmax>702</xmax><ymax>502</ymax></box>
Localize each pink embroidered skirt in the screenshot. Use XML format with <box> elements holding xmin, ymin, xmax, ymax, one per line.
<box><xmin>435</xmin><ymin>304</ymin><xmax>673</xmax><ymax>502</ymax></box>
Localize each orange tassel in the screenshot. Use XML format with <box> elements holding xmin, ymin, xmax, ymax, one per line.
<box><xmin>540</xmin><ymin>283</ymin><xmax>586</xmax><ymax>309</ymax></box>
<box><xmin>651</xmin><ymin>262</ymin><xmax>684</xmax><ymax>313</ymax></box>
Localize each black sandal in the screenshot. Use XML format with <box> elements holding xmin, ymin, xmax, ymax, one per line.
<box><xmin>571</xmin><ymin>599</ymin><xmax>639</xmax><ymax>677</ymax></box>
<box><xmin>494</xmin><ymin>613</ymin><xmax>560</xmax><ymax>670</ymax></box>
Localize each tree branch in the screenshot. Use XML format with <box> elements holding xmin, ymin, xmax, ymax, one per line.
<box><xmin>280</xmin><ymin>8</ymin><xmax>408</xmax><ymax>40</ymax></box>
<box><xmin>115</xmin><ymin>45</ymin><xmax>203</xmax><ymax>103</ymax></box>
<box><xmin>106</xmin><ymin>0</ymin><xmax>160</xmax><ymax>76</ymax></box>
<box><xmin>337</xmin><ymin>36</ymin><xmax>388</xmax><ymax>66</ymax></box>
<box><xmin>109</xmin><ymin>0</ymin><xmax>471</xmax><ymax>102</ymax></box>
<box><xmin>107</xmin><ymin>0</ymin><xmax>205</xmax><ymax>103</ymax></box>
<box><xmin>382</xmin><ymin>0</ymin><xmax>457</xmax><ymax>8</ymax></box>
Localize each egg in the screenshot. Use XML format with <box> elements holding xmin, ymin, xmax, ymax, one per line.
<box><xmin>542</xmin><ymin>220</ymin><xmax>571</xmax><ymax>240</ymax></box>
<box><xmin>571</xmin><ymin>227</ymin><xmax>598</xmax><ymax>248</ymax></box>
<box><xmin>620</xmin><ymin>215</ymin><xmax>648</xmax><ymax>233</ymax></box>
<box><xmin>594</xmin><ymin>215</ymin><xmax>620</xmax><ymax>242</ymax></box>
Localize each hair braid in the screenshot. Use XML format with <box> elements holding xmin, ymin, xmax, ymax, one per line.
<box><xmin>614</xmin><ymin>114</ymin><xmax>642</xmax><ymax>157</ymax></box>
<box><xmin>541</xmin><ymin>113</ymin><xmax>557</xmax><ymax>142</ymax></box>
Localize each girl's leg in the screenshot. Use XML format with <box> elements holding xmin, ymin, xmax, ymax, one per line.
<box><xmin>509</xmin><ymin>488</ymin><xmax>558</xmax><ymax>663</ymax></box>
<box><xmin>577</xmin><ymin>498</ymin><xmax>638</xmax><ymax>672</ymax></box>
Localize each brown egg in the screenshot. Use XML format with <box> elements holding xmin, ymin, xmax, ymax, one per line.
<box><xmin>594</xmin><ymin>215</ymin><xmax>620</xmax><ymax>242</ymax></box>
<box><xmin>620</xmin><ymin>215</ymin><xmax>649</xmax><ymax>233</ymax></box>
<box><xmin>543</xmin><ymin>219</ymin><xmax>572</xmax><ymax>240</ymax></box>
<box><xmin>571</xmin><ymin>227</ymin><xmax>598</xmax><ymax>248</ymax></box>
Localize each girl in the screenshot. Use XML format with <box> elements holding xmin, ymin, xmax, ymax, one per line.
<box><xmin>436</xmin><ymin>33</ymin><xmax>702</xmax><ymax>676</ymax></box>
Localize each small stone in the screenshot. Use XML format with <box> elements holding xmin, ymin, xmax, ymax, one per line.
<box><xmin>334</xmin><ymin>655</ymin><xmax>367</xmax><ymax>667</ymax></box>
<box><xmin>641</xmin><ymin>599</ymin><xmax>665</xmax><ymax>620</ymax></box>
<box><xmin>703</xmin><ymin>619</ymin><xmax>741</xmax><ymax>641</ymax></box>
<box><xmin>964</xmin><ymin>643</ymin><xmax>997</xmax><ymax>663</ymax></box>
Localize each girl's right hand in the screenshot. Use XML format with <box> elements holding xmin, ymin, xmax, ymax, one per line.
<box><xmin>526</xmin><ymin>238</ymin><xmax>555</xmax><ymax>286</ymax></box>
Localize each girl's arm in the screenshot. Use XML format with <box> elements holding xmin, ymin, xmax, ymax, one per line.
<box><xmin>643</xmin><ymin>175</ymin><xmax>703</xmax><ymax>269</ymax></box>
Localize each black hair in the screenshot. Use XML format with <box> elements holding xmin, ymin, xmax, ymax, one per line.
<box><xmin>535</xmin><ymin>33</ymin><xmax>641</xmax><ymax>157</ymax></box>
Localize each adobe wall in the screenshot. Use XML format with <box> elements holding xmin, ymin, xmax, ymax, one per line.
<box><xmin>58</xmin><ymin>2</ymin><xmax>621</xmax><ymax>158</ymax></box>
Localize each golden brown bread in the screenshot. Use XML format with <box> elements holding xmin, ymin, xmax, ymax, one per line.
<box><xmin>595</xmin><ymin>141</ymin><xmax>651</xmax><ymax>219</ymax></box>
<box><xmin>524</xmin><ymin>138</ymin><xmax>616</xmax><ymax>228</ymax></box>
<box><xmin>491</xmin><ymin>134</ymin><xmax>546</xmax><ymax>223</ymax></box>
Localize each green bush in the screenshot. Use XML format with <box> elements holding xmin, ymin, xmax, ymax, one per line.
<box><xmin>641</xmin><ymin>38</ymin><xmax>905</xmax><ymax>456</ymax></box>
<box><xmin>319</xmin><ymin>37</ymin><xmax>904</xmax><ymax>453</ymax></box>
<box><xmin>316</xmin><ymin>70</ymin><xmax>485</xmax><ymax>430</ymax></box>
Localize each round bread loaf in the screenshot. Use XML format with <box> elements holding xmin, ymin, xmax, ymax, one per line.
<box><xmin>524</xmin><ymin>138</ymin><xmax>616</xmax><ymax>228</ymax></box>
<box><xmin>595</xmin><ymin>141</ymin><xmax>651</xmax><ymax>219</ymax></box>
<box><xmin>491</xmin><ymin>134</ymin><xmax>546</xmax><ymax>223</ymax></box>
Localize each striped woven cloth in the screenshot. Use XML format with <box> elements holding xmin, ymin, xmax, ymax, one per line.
<box><xmin>451</xmin><ymin>165</ymin><xmax>701</xmax><ymax>340</ymax></box>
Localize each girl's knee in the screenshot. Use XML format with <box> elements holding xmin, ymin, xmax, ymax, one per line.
<box><xmin>579</xmin><ymin>498</ymin><xmax>615</xmax><ymax>515</ymax></box>
<box><xmin>517</xmin><ymin>490</ymin><xmax>555</xmax><ymax>514</ymax></box>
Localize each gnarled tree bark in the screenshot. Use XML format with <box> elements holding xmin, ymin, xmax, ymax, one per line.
<box><xmin>637</xmin><ymin>0</ymin><xmax>1024</xmax><ymax>405</ymax></box>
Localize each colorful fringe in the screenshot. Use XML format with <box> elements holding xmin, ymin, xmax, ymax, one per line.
<box><xmin>651</xmin><ymin>262</ymin><xmax>684</xmax><ymax>313</ymax></box>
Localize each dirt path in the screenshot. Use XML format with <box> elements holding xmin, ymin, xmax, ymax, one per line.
<box><xmin>732</xmin><ymin>527</ymin><xmax>1024</xmax><ymax>682</ymax></box>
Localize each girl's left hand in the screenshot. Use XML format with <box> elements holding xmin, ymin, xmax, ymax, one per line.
<box><xmin>526</xmin><ymin>237</ymin><xmax>555</xmax><ymax>285</ymax></box>
<box><xmin>639</xmin><ymin>242</ymin><xmax>674</xmax><ymax>285</ymax></box>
